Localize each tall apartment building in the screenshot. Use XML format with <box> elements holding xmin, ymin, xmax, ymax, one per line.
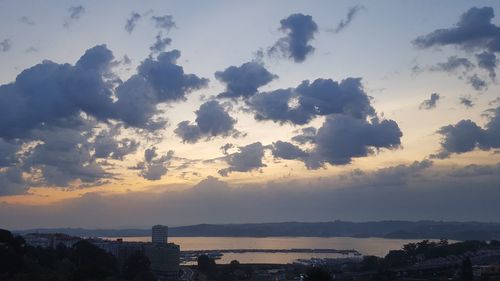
<box><xmin>152</xmin><ymin>224</ymin><xmax>168</xmax><ymax>244</ymax></box>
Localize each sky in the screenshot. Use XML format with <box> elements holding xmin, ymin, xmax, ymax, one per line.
<box><xmin>0</xmin><ymin>0</ymin><xmax>499</xmax><ymax>229</ymax></box>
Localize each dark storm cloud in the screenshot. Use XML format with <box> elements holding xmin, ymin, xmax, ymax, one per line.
<box><xmin>149</xmin><ymin>33</ymin><xmax>172</xmax><ymax>54</ymax></box>
<box><xmin>175</xmin><ymin>100</ymin><xmax>238</xmax><ymax>143</ymax></box>
<box><xmin>476</xmin><ymin>51</ymin><xmax>498</xmax><ymax>80</ymax></box>
<box><xmin>434</xmin><ymin>106</ymin><xmax>500</xmax><ymax>158</ymax></box>
<box><xmin>219</xmin><ymin>142</ymin><xmax>266</xmax><ymax>176</ymax></box>
<box><xmin>133</xmin><ymin>147</ymin><xmax>174</xmax><ymax>181</ymax></box>
<box><xmin>413</xmin><ymin>6</ymin><xmax>500</xmax><ymax>52</ymax></box>
<box><xmin>0</xmin><ymin>39</ymin><xmax>12</xmax><ymax>52</ymax></box>
<box><xmin>269</xmin><ymin>13</ymin><xmax>318</xmax><ymax>63</ymax></box>
<box><xmin>215</xmin><ymin>62</ymin><xmax>277</xmax><ymax>98</ymax></box>
<box><xmin>419</xmin><ymin>93</ymin><xmax>441</xmax><ymax>110</ymax></box>
<box><xmin>329</xmin><ymin>5</ymin><xmax>364</xmax><ymax>34</ymax></box>
<box><xmin>249</xmin><ymin>78</ymin><xmax>375</xmax><ymax>125</ymax></box>
<box><xmin>151</xmin><ymin>15</ymin><xmax>176</xmax><ymax>32</ymax></box>
<box><xmin>429</xmin><ymin>56</ymin><xmax>474</xmax><ymax>73</ymax></box>
<box><xmin>467</xmin><ymin>74</ymin><xmax>487</xmax><ymax>91</ymax></box>
<box><xmin>459</xmin><ymin>96</ymin><xmax>474</xmax><ymax>108</ymax></box>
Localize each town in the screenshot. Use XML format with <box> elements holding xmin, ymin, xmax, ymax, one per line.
<box><xmin>2</xmin><ymin>225</ymin><xmax>500</xmax><ymax>280</ymax></box>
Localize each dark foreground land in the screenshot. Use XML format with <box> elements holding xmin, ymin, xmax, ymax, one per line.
<box><xmin>15</xmin><ymin>220</ymin><xmax>500</xmax><ymax>240</ymax></box>
<box><xmin>3</xmin><ymin>227</ymin><xmax>500</xmax><ymax>281</ymax></box>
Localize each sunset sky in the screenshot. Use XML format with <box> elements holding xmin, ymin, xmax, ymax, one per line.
<box><xmin>1</xmin><ymin>0</ymin><xmax>499</xmax><ymax>229</ymax></box>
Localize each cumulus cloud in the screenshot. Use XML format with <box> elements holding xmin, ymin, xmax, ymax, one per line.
<box><xmin>133</xmin><ymin>147</ymin><xmax>174</xmax><ymax>181</ymax></box>
<box><xmin>175</xmin><ymin>100</ymin><xmax>238</xmax><ymax>143</ymax></box>
<box><xmin>137</xmin><ymin>50</ymin><xmax>209</xmax><ymax>102</ymax></box>
<box><xmin>271</xmin><ymin>141</ymin><xmax>308</xmax><ymax>160</ymax></box>
<box><xmin>329</xmin><ymin>5</ymin><xmax>364</xmax><ymax>34</ymax></box>
<box><xmin>433</xmin><ymin>106</ymin><xmax>500</xmax><ymax>158</ymax></box>
<box><xmin>215</xmin><ymin>62</ymin><xmax>277</xmax><ymax>98</ymax></box>
<box><xmin>269</xmin><ymin>13</ymin><xmax>318</xmax><ymax>62</ymax></box>
<box><xmin>219</xmin><ymin>142</ymin><xmax>266</xmax><ymax>176</ymax></box>
<box><xmin>0</xmin><ymin>44</ymin><xmax>207</xmax><ymax>194</ymax></box>
<box><xmin>302</xmin><ymin>115</ymin><xmax>402</xmax><ymax>167</ymax></box>
<box><xmin>249</xmin><ymin>78</ymin><xmax>375</xmax><ymax>125</ymax></box>
<box><xmin>419</xmin><ymin>92</ymin><xmax>441</xmax><ymax>110</ymax></box>
<box><xmin>414</xmin><ymin>7</ymin><xmax>500</xmax><ymax>91</ymax></box>
<box><xmin>0</xmin><ymin>39</ymin><xmax>12</xmax><ymax>52</ymax></box>
<box><xmin>413</xmin><ymin>6</ymin><xmax>500</xmax><ymax>52</ymax></box>
<box><xmin>125</xmin><ymin>12</ymin><xmax>141</xmax><ymax>33</ymax></box>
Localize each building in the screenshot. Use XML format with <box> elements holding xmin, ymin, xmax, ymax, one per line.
<box><xmin>152</xmin><ymin>225</ymin><xmax>169</xmax><ymax>244</ymax></box>
<box><xmin>23</xmin><ymin>233</ymin><xmax>81</xmax><ymax>249</ymax></box>
<box><xmin>144</xmin><ymin>243</ymin><xmax>180</xmax><ymax>281</ymax></box>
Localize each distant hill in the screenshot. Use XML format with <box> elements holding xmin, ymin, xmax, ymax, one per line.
<box><xmin>13</xmin><ymin>221</ymin><xmax>500</xmax><ymax>240</ymax></box>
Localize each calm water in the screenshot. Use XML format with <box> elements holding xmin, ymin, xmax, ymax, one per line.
<box><xmin>105</xmin><ymin>236</ymin><xmax>441</xmax><ymax>264</ymax></box>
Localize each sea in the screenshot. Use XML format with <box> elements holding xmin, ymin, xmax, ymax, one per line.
<box><xmin>104</xmin><ymin>236</ymin><xmax>444</xmax><ymax>264</ymax></box>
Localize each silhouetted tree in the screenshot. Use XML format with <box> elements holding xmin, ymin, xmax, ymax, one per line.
<box><xmin>197</xmin><ymin>254</ymin><xmax>216</xmax><ymax>274</ymax></box>
<box><xmin>122</xmin><ymin>251</ymin><xmax>155</xmax><ymax>281</ymax></box>
<box><xmin>303</xmin><ymin>267</ymin><xmax>332</xmax><ymax>281</ymax></box>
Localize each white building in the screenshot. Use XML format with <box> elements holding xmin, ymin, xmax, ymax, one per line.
<box><xmin>152</xmin><ymin>225</ymin><xmax>168</xmax><ymax>244</ymax></box>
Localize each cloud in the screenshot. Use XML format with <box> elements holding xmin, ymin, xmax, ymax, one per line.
<box><xmin>419</xmin><ymin>93</ymin><xmax>441</xmax><ymax>110</ymax></box>
<box><xmin>413</xmin><ymin>6</ymin><xmax>500</xmax><ymax>52</ymax></box>
<box><xmin>329</xmin><ymin>5</ymin><xmax>364</xmax><ymax>34</ymax></box>
<box><xmin>219</xmin><ymin>142</ymin><xmax>266</xmax><ymax>176</ymax></box>
<box><xmin>433</xmin><ymin>106</ymin><xmax>500</xmax><ymax>158</ymax></box>
<box><xmin>476</xmin><ymin>51</ymin><xmax>498</xmax><ymax>80</ymax></box>
<box><xmin>64</xmin><ymin>5</ymin><xmax>85</xmax><ymax>27</ymax></box>
<box><xmin>151</xmin><ymin>15</ymin><xmax>176</xmax><ymax>32</ymax></box>
<box><xmin>459</xmin><ymin>96</ymin><xmax>474</xmax><ymax>108</ymax></box>
<box><xmin>0</xmin><ymin>44</ymin><xmax>208</xmax><ymax>193</ymax></box>
<box><xmin>467</xmin><ymin>74</ymin><xmax>487</xmax><ymax>91</ymax></box>
<box><xmin>175</xmin><ymin>100</ymin><xmax>238</xmax><ymax>143</ymax></box>
<box><xmin>93</xmin><ymin>127</ymin><xmax>140</xmax><ymax>160</ymax></box>
<box><xmin>249</xmin><ymin>78</ymin><xmax>375</xmax><ymax>125</ymax></box>
<box><xmin>269</xmin><ymin>13</ymin><xmax>318</xmax><ymax>63</ymax></box>
<box><xmin>3</xmin><ymin>161</ymin><xmax>500</xmax><ymax>228</ymax></box>
<box><xmin>149</xmin><ymin>33</ymin><xmax>172</xmax><ymax>54</ymax></box>
<box><xmin>429</xmin><ymin>56</ymin><xmax>474</xmax><ymax>73</ymax></box>
<box><xmin>133</xmin><ymin>147</ymin><xmax>174</xmax><ymax>181</ymax></box>
<box><xmin>271</xmin><ymin>141</ymin><xmax>308</xmax><ymax>160</ymax></box>
<box><xmin>125</xmin><ymin>12</ymin><xmax>141</xmax><ymax>33</ymax></box>
<box><xmin>137</xmin><ymin>50</ymin><xmax>209</xmax><ymax>102</ymax></box>
<box><xmin>215</xmin><ymin>62</ymin><xmax>277</xmax><ymax>98</ymax></box>
<box><xmin>302</xmin><ymin>115</ymin><xmax>402</xmax><ymax>167</ymax></box>
<box><xmin>20</xmin><ymin>16</ymin><xmax>35</xmax><ymax>26</ymax></box>
<box><xmin>291</xmin><ymin>127</ymin><xmax>317</xmax><ymax>144</ymax></box>
<box><xmin>0</xmin><ymin>39</ymin><xmax>12</xmax><ymax>52</ymax></box>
